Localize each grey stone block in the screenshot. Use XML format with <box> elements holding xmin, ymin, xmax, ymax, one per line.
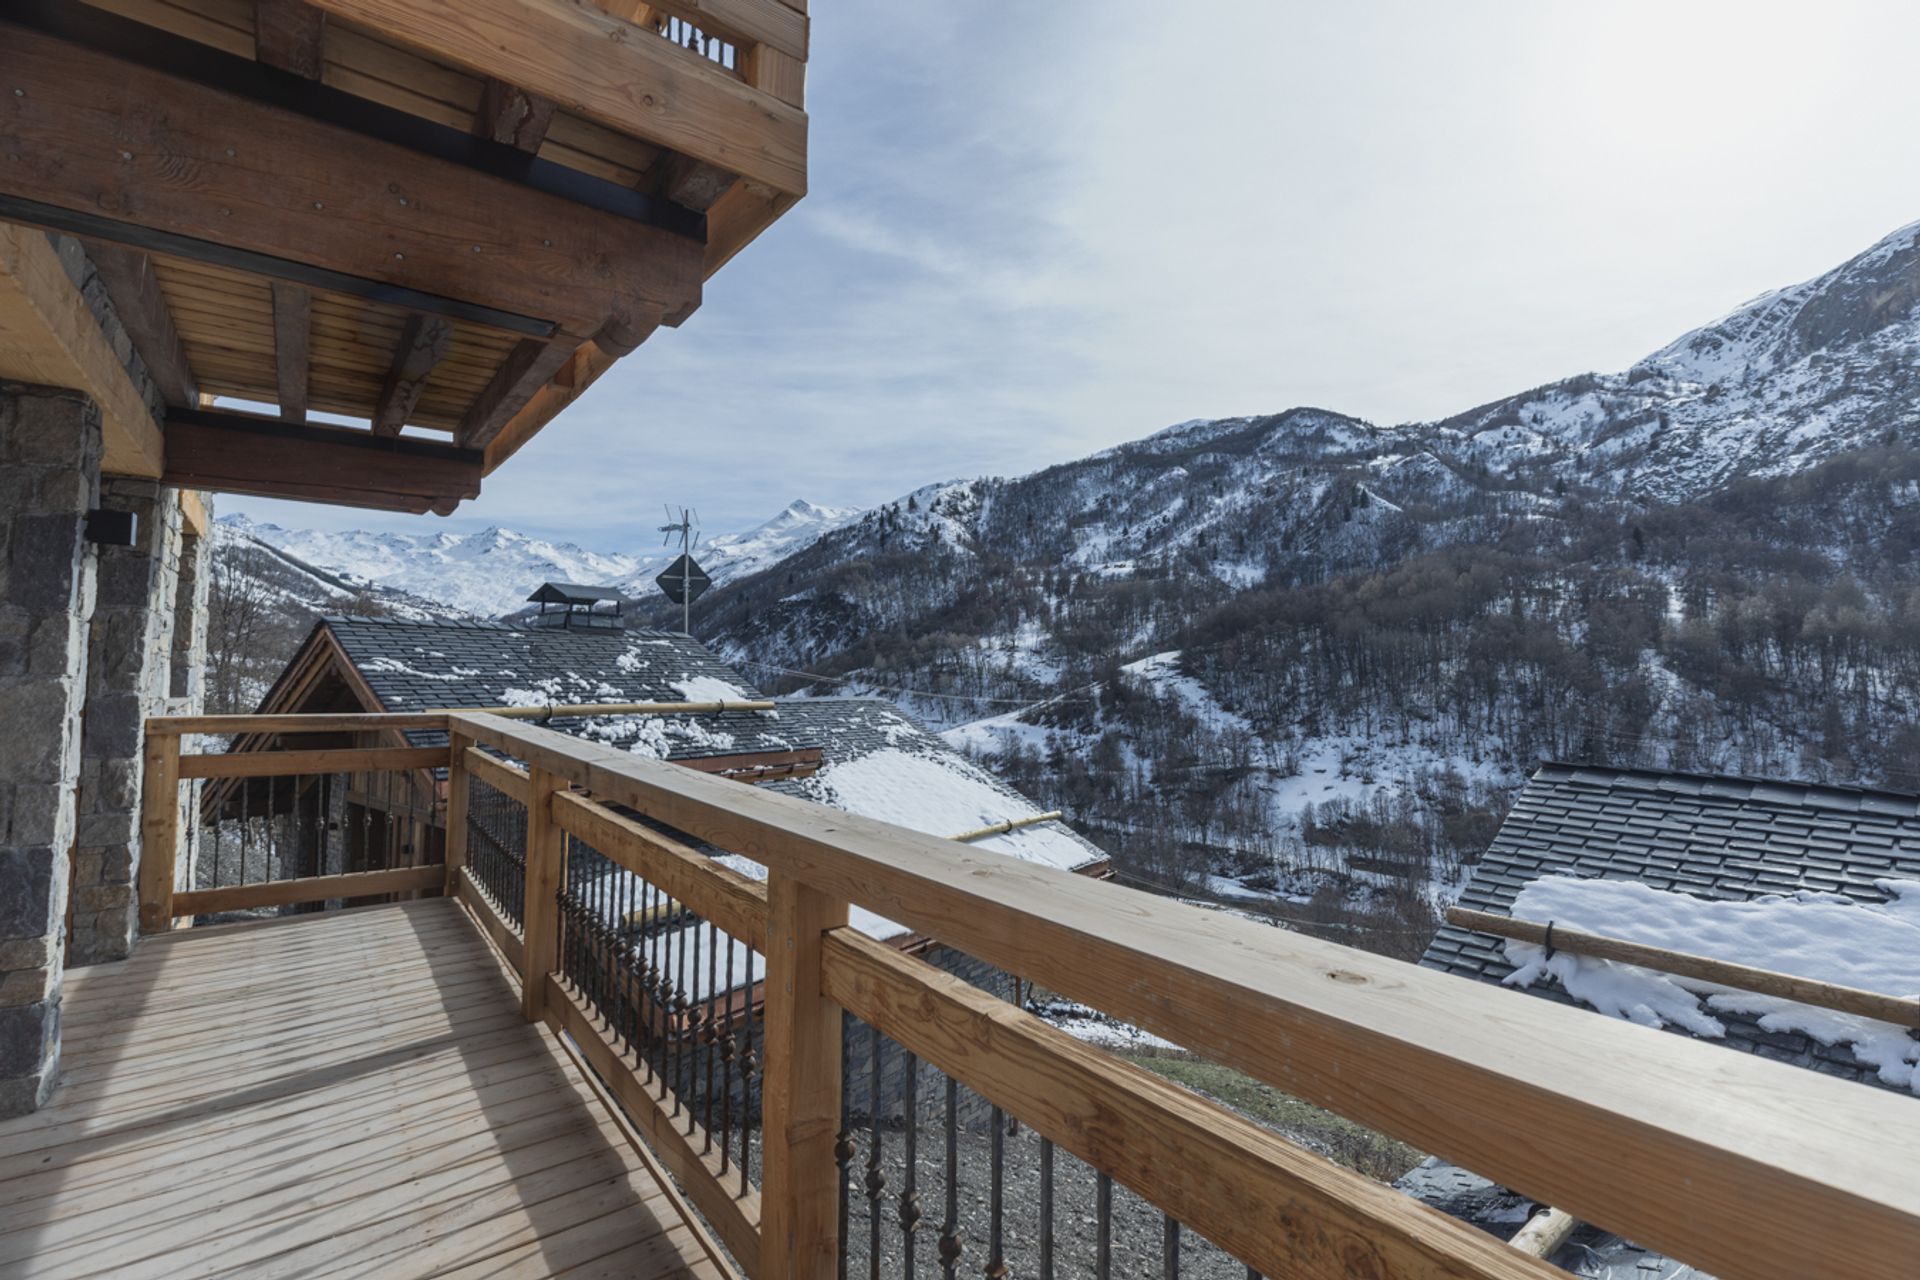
<box><xmin>9</xmin><ymin>516</ymin><xmax>84</xmax><ymax>612</ymax></box>
<box><xmin>6</xmin><ymin>784</ymin><xmax>67</xmax><ymax>849</ymax></box>
<box><xmin>0</xmin><ymin>686</ymin><xmax>74</xmax><ymax>783</ymax></box>
<box><xmin>0</xmin><ymin>850</ymin><xmax>56</xmax><ymax>940</ymax></box>
<box><xmin>0</xmin><ymin>1050</ymin><xmax>59</xmax><ymax>1119</ymax></box>
<box><xmin>0</xmin><ymin>998</ymin><xmax>57</xmax><ymax>1079</ymax></box>
<box><xmin>2</xmin><ymin>388</ymin><xmax>94</xmax><ymax>467</ymax></box>
<box><xmin>75</xmin><ymin>809</ymin><xmax>135</xmax><ymax>849</ymax></box>
<box><xmin>82</xmin><ymin>693</ymin><xmax>142</xmax><ymax>762</ymax></box>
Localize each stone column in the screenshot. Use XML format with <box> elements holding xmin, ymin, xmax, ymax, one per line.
<box><xmin>0</xmin><ymin>383</ymin><xmax>101</xmax><ymax>1117</ymax></box>
<box><xmin>70</xmin><ymin>479</ymin><xmax>189</xmax><ymax>966</ymax></box>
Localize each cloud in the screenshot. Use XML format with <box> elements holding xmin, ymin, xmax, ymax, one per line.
<box><xmin>227</xmin><ymin>0</ymin><xmax>1920</xmax><ymax>550</ymax></box>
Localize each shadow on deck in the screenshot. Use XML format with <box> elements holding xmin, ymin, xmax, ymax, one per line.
<box><xmin>0</xmin><ymin>900</ymin><xmax>734</xmax><ymax>1279</ymax></box>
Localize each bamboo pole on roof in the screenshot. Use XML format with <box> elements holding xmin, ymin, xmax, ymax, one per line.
<box><xmin>1446</xmin><ymin>906</ymin><xmax>1920</xmax><ymax>1028</ymax></box>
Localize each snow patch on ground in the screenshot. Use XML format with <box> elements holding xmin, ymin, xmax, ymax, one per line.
<box><xmin>1502</xmin><ymin>874</ymin><xmax>1920</xmax><ymax>1091</ymax></box>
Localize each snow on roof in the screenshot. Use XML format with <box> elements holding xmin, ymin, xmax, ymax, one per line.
<box><xmin>1424</xmin><ymin>761</ymin><xmax>1920</xmax><ymax>1095</ymax></box>
<box><xmin>1501</xmin><ymin>874</ymin><xmax>1920</xmax><ymax>1093</ymax></box>
<box><xmin>787</xmin><ymin>746</ymin><xmax>1096</xmax><ymax>874</ymax></box>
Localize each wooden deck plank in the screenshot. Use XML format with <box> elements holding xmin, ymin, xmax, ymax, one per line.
<box><xmin>0</xmin><ymin>901</ymin><xmax>732</xmax><ymax>1280</ymax></box>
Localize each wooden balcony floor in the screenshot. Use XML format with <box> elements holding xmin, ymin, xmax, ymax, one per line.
<box><xmin>0</xmin><ymin>900</ymin><xmax>733</xmax><ymax>1280</ymax></box>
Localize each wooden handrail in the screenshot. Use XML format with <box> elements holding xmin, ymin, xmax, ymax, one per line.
<box><xmin>133</xmin><ymin>710</ymin><xmax>1920</xmax><ymax>1277</ymax></box>
<box><xmin>821</xmin><ymin>927</ymin><xmax>1553</xmax><ymax>1280</ymax></box>
<box><xmin>177</xmin><ymin>744</ymin><xmax>449</xmax><ymax>779</ymax></box>
<box><xmin>1446</xmin><ymin>905</ymin><xmax>1920</xmax><ymax>1029</ymax></box>
<box><xmin>446</xmin><ymin>711</ymin><xmax>1920</xmax><ymax>1280</ymax></box>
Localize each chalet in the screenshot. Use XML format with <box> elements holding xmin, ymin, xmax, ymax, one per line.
<box><xmin>1405</xmin><ymin>763</ymin><xmax>1920</xmax><ymax>1273</ymax></box>
<box><xmin>3</xmin><ymin>2</ymin><xmax>1918</xmax><ymax>1276</ymax></box>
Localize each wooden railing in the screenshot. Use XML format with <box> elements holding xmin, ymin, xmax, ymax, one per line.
<box><xmin>138</xmin><ymin>712</ymin><xmax>1920</xmax><ymax>1280</ymax></box>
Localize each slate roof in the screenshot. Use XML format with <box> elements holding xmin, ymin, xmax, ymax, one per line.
<box><xmin>1392</xmin><ymin>1159</ymin><xmax>1693</xmax><ymax>1279</ymax></box>
<box><xmin>528</xmin><ymin>582</ymin><xmax>625</xmax><ymax>605</ymax></box>
<box><xmin>1423</xmin><ymin>761</ymin><xmax>1920</xmax><ymax>1089</ymax></box>
<box><xmin>1411</xmin><ymin>761</ymin><xmax>1920</xmax><ymax>1277</ymax></box>
<box><xmin>309</xmin><ymin>619</ymin><xmax>1102</xmax><ymax>872</ymax></box>
<box><xmin>320</xmin><ymin>616</ymin><xmax>774</xmax><ymax>757</ymax></box>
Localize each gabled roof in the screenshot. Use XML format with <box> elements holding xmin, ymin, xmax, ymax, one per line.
<box><xmin>528</xmin><ymin>582</ymin><xmax>625</xmax><ymax>606</ymax></box>
<box><xmin>1423</xmin><ymin>762</ymin><xmax>1920</xmax><ymax>1091</ymax></box>
<box><xmin>296</xmin><ymin>618</ymin><xmax>1104</xmax><ymax>876</ymax></box>
<box><xmin>324</xmin><ymin>614</ymin><xmax>759</xmax><ymax>714</ymax></box>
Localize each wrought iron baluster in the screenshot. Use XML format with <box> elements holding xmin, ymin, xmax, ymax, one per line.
<box><xmin>836</xmin><ymin>1063</ymin><xmax>855</xmax><ymax>1280</ymax></box>
<box><xmin>1096</xmin><ymin>1172</ymin><xmax>1112</xmax><ymax>1280</ymax></box>
<box><xmin>720</xmin><ymin>932</ymin><xmax>736</xmax><ymax>1172</ymax></box>
<box><xmin>987</xmin><ymin>1104</ymin><xmax>1007</xmax><ymax>1280</ymax></box>
<box><xmin>739</xmin><ymin>964</ymin><xmax>756</xmax><ymax>1194</ymax></box>
<box><xmin>1039</xmin><ymin>1138</ymin><xmax>1055</xmax><ymax>1280</ymax></box>
<box><xmin>1163</xmin><ymin>1215</ymin><xmax>1181</xmax><ymax>1279</ymax></box>
<box><xmin>899</xmin><ymin>1050</ymin><xmax>922</xmax><ymax>1280</ymax></box>
<box><xmin>865</xmin><ymin>1023</ymin><xmax>886</xmax><ymax>1280</ymax></box>
<box><xmin>704</xmin><ymin>920</ymin><xmax>719</xmax><ymax>1148</ymax></box>
<box><xmin>939</xmin><ymin>1076</ymin><xmax>963</xmax><ymax>1280</ymax></box>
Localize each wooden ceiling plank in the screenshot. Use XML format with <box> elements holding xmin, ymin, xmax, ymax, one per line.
<box><xmin>270</xmin><ymin>282</ymin><xmax>312</xmax><ymax>422</ymax></box>
<box><xmin>83</xmin><ymin>241</ymin><xmax>200</xmax><ymax>408</ymax></box>
<box><xmin>371</xmin><ymin>312</ymin><xmax>453</xmax><ymax>436</ymax></box>
<box><xmin>0</xmin><ymin>19</ymin><xmax>703</xmax><ymax>338</ymax></box>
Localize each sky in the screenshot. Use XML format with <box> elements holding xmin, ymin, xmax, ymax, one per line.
<box><xmin>229</xmin><ymin>0</ymin><xmax>1920</xmax><ymax>549</ymax></box>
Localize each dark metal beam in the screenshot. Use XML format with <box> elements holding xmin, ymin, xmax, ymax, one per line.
<box><xmin>5</xmin><ymin>1</ymin><xmax>704</xmax><ymax>241</ymax></box>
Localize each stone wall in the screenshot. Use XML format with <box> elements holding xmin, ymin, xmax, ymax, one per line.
<box><xmin>0</xmin><ymin>384</ymin><xmax>101</xmax><ymax>1116</ymax></box>
<box><xmin>70</xmin><ymin>479</ymin><xmax>194</xmax><ymax>965</ymax></box>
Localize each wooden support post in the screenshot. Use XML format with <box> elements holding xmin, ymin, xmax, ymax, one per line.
<box><xmin>520</xmin><ymin>765</ymin><xmax>565</xmax><ymax>1021</ymax></box>
<box><xmin>136</xmin><ymin>731</ymin><xmax>182</xmax><ymax>934</ymax></box>
<box><xmin>444</xmin><ymin>732</ymin><xmax>472</xmax><ymax>896</ymax></box>
<box><xmin>760</xmin><ymin>870</ymin><xmax>847</xmax><ymax>1280</ymax></box>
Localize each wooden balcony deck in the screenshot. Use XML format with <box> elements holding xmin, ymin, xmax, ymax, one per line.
<box><xmin>0</xmin><ymin>900</ymin><xmax>734</xmax><ymax>1280</ymax></box>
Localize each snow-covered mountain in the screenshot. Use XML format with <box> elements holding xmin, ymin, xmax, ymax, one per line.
<box><xmin>676</xmin><ymin>218</ymin><xmax>1920</xmax><ymax>946</ymax></box>
<box><xmin>218</xmin><ymin>498</ymin><xmax>859</xmax><ymax>619</ymax></box>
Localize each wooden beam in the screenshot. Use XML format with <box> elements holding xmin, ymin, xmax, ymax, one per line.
<box><xmin>253</xmin><ymin>0</ymin><xmax>327</xmax><ymax>79</ymax></box>
<box><xmin>822</xmin><ymin>927</ymin><xmax>1555</xmax><ymax>1280</ymax></box>
<box><xmin>162</xmin><ymin>406</ymin><xmax>481</xmax><ymax>515</ymax></box>
<box><xmin>655</xmin><ymin>154</ymin><xmax>738</xmax><ymax>214</ymax></box>
<box><xmin>136</xmin><ymin>731</ymin><xmax>182</xmax><ymax>935</ymax></box>
<box><xmin>760</xmin><ymin>871</ymin><xmax>845</xmax><ymax>1280</ymax></box>
<box><xmin>0</xmin><ymin>21</ymin><xmax>705</xmax><ymax>337</ymax></box>
<box><xmin>643</xmin><ymin>0</ymin><xmax>809</xmax><ymax>62</ymax></box>
<box><xmin>482</xmin><ymin>340</ymin><xmax>616</xmax><ymax>473</ymax></box>
<box><xmin>173</xmin><ymin>863</ymin><xmax>443</xmax><ymax>915</ymax></box>
<box><xmin>270</xmin><ymin>283</ymin><xmax>311</xmax><ymax>423</ymax></box>
<box><xmin>0</xmin><ymin>224</ymin><xmax>163</xmax><ymax>477</ymax></box>
<box><xmin>148</xmin><ymin>711</ymin><xmax>450</xmax><ymax>735</ymax></box>
<box><xmin>1446</xmin><ymin>906</ymin><xmax>1920</xmax><ymax>1029</ymax></box>
<box><xmin>446</xmin><ymin>714</ymin><xmax>1920</xmax><ymax>1280</ymax></box>
<box><xmin>300</xmin><ymin>0</ymin><xmax>808</xmax><ymax>197</ymax></box>
<box><xmin>459</xmin><ymin>337</ymin><xmax>583</xmax><ymax>448</ymax></box>
<box><xmin>177</xmin><ymin>744</ymin><xmax>449</xmax><ymax>780</ymax></box>
<box><xmin>520</xmin><ymin>767</ymin><xmax>564</xmax><ymax>1021</ymax></box>
<box><xmin>83</xmin><ymin>241</ymin><xmax>198</xmax><ymax>407</ymax></box>
<box><xmin>371</xmin><ymin>313</ymin><xmax>453</xmax><ymax>436</ymax></box>
<box><xmin>444</xmin><ymin>733</ymin><xmax>473</xmax><ymax>896</ymax></box>
<box><xmin>475</xmin><ymin>78</ymin><xmax>556</xmax><ymax>152</ymax></box>
<box><xmin>178</xmin><ymin>490</ymin><xmax>210</xmax><ymax>539</ymax></box>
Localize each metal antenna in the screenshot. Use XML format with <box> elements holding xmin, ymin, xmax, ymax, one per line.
<box><xmin>657</xmin><ymin>505</ymin><xmax>697</xmax><ymax>635</ymax></box>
